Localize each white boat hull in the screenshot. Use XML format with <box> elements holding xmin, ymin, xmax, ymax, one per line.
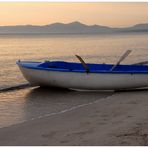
<box><xmin>18</xmin><ymin>66</ymin><xmax>148</xmax><ymax>90</ymax></box>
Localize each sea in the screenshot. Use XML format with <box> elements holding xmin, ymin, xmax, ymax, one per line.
<box><xmin>0</xmin><ymin>33</ymin><xmax>148</xmax><ymax>128</ymax></box>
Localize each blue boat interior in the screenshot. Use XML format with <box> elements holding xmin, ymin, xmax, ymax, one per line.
<box><xmin>17</xmin><ymin>60</ymin><xmax>148</xmax><ymax>74</ymax></box>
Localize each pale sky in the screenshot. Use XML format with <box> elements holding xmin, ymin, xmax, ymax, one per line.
<box><xmin>0</xmin><ymin>3</ymin><xmax>148</xmax><ymax>27</ymax></box>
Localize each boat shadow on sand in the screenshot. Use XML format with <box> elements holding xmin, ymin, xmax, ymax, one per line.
<box><xmin>23</xmin><ymin>87</ymin><xmax>113</xmax><ymax>120</ymax></box>
<box><xmin>22</xmin><ymin>86</ymin><xmax>148</xmax><ymax>121</ymax></box>
<box><xmin>24</xmin><ymin>87</ymin><xmax>148</xmax><ymax>111</ymax></box>
<box><xmin>25</xmin><ymin>86</ymin><xmax>113</xmax><ymax>103</ymax></box>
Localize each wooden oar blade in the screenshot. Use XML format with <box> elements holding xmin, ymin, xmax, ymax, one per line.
<box><xmin>75</xmin><ymin>55</ymin><xmax>90</xmax><ymax>73</ymax></box>
<box><xmin>117</xmin><ymin>50</ymin><xmax>132</xmax><ymax>65</ymax></box>
<box><xmin>110</xmin><ymin>50</ymin><xmax>132</xmax><ymax>71</ymax></box>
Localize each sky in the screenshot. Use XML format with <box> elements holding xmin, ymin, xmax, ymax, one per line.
<box><xmin>0</xmin><ymin>3</ymin><xmax>148</xmax><ymax>27</ymax></box>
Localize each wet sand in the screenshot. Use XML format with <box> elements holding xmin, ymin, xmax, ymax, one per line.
<box><xmin>0</xmin><ymin>87</ymin><xmax>111</xmax><ymax>128</ymax></box>
<box><xmin>0</xmin><ymin>90</ymin><xmax>148</xmax><ymax>145</ymax></box>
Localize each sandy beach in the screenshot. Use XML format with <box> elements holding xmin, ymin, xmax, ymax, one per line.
<box><xmin>0</xmin><ymin>90</ymin><xmax>148</xmax><ymax>146</ymax></box>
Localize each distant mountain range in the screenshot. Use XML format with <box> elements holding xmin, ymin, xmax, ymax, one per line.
<box><xmin>0</xmin><ymin>21</ymin><xmax>148</xmax><ymax>34</ymax></box>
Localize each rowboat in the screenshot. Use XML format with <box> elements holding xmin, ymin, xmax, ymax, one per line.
<box><xmin>16</xmin><ymin>51</ymin><xmax>148</xmax><ymax>90</ymax></box>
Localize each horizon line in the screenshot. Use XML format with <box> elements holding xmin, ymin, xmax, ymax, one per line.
<box><xmin>0</xmin><ymin>21</ymin><xmax>148</xmax><ymax>28</ymax></box>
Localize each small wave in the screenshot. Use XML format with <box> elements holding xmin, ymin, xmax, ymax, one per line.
<box><xmin>0</xmin><ymin>83</ymin><xmax>32</xmax><ymax>93</ymax></box>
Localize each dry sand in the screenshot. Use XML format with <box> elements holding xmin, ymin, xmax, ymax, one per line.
<box><xmin>0</xmin><ymin>90</ymin><xmax>148</xmax><ymax>146</ymax></box>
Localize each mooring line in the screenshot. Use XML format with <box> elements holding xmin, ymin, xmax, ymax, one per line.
<box><xmin>0</xmin><ymin>83</ymin><xmax>32</xmax><ymax>93</ymax></box>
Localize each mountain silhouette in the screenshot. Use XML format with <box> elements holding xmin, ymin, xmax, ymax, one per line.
<box><xmin>0</xmin><ymin>21</ymin><xmax>148</xmax><ymax>34</ymax></box>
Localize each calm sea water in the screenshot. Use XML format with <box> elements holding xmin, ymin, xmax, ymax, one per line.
<box><xmin>0</xmin><ymin>33</ymin><xmax>148</xmax><ymax>128</ymax></box>
<box><xmin>1</xmin><ymin>33</ymin><xmax>148</xmax><ymax>88</ymax></box>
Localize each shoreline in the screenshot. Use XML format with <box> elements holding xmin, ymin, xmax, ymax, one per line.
<box><xmin>0</xmin><ymin>91</ymin><xmax>113</xmax><ymax>130</ymax></box>
<box><xmin>0</xmin><ymin>90</ymin><xmax>148</xmax><ymax>145</ymax></box>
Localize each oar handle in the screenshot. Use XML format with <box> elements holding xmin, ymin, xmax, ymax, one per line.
<box><xmin>75</xmin><ymin>55</ymin><xmax>90</xmax><ymax>73</ymax></box>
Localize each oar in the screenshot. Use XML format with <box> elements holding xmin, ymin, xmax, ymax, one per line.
<box><xmin>110</xmin><ymin>50</ymin><xmax>132</xmax><ymax>71</ymax></box>
<box><xmin>75</xmin><ymin>55</ymin><xmax>90</xmax><ymax>73</ymax></box>
<box><xmin>132</xmin><ymin>61</ymin><xmax>148</xmax><ymax>65</ymax></box>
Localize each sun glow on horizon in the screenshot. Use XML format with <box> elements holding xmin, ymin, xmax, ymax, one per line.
<box><xmin>0</xmin><ymin>3</ymin><xmax>148</xmax><ymax>27</ymax></box>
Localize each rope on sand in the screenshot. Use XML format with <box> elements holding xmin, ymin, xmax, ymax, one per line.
<box><xmin>0</xmin><ymin>83</ymin><xmax>33</xmax><ymax>93</ymax></box>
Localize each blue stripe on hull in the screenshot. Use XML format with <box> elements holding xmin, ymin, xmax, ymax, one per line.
<box><xmin>16</xmin><ymin>61</ymin><xmax>148</xmax><ymax>74</ymax></box>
